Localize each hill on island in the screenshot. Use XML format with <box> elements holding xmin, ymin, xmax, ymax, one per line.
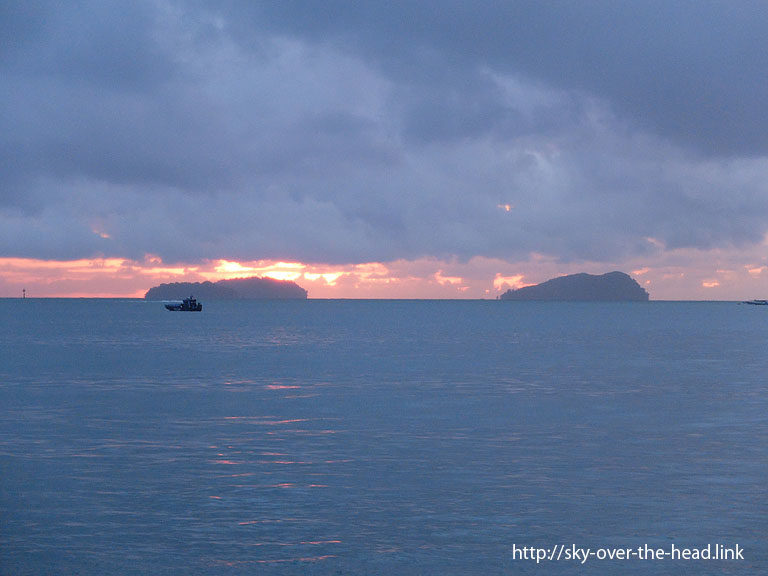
<box><xmin>145</xmin><ymin>276</ymin><xmax>308</xmax><ymax>300</ymax></box>
<box><xmin>500</xmin><ymin>271</ymin><xmax>649</xmax><ymax>301</ymax></box>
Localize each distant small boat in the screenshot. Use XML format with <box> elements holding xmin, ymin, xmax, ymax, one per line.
<box><xmin>165</xmin><ymin>296</ymin><xmax>203</xmax><ymax>311</ymax></box>
<box><xmin>742</xmin><ymin>299</ymin><xmax>768</xmax><ymax>305</ymax></box>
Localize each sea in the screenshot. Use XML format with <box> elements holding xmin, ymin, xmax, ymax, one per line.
<box><xmin>1</xmin><ymin>299</ymin><xmax>766</xmax><ymax>575</ymax></box>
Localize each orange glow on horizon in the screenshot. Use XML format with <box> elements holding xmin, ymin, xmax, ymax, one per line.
<box><xmin>3</xmin><ymin>249</ymin><xmax>768</xmax><ymax>300</ymax></box>
<box><xmin>493</xmin><ymin>273</ymin><xmax>529</xmax><ymax>291</ymax></box>
<box><xmin>303</xmin><ymin>271</ymin><xmax>343</xmax><ymax>285</ymax></box>
<box><xmin>0</xmin><ymin>255</ymin><xmax>505</xmax><ymax>298</ymax></box>
<box><xmin>208</xmin><ymin>260</ymin><xmax>305</xmax><ymax>282</ymax></box>
<box><xmin>434</xmin><ymin>270</ymin><xmax>463</xmax><ymax>286</ymax></box>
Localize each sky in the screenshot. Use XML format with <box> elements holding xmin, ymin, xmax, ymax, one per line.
<box><xmin>3</xmin><ymin>0</ymin><xmax>768</xmax><ymax>299</ymax></box>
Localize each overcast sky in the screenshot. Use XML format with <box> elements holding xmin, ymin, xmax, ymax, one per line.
<box><xmin>3</xmin><ymin>1</ymin><xmax>768</xmax><ymax>298</ymax></box>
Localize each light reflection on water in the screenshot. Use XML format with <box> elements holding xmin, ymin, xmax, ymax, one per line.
<box><xmin>0</xmin><ymin>300</ymin><xmax>767</xmax><ymax>574</ymax></box>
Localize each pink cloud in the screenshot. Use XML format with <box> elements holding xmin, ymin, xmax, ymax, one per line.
<box><xmin>3</xmin><ymin>244</ymin><xmax>768</xmax><ymax>300</ymax></box>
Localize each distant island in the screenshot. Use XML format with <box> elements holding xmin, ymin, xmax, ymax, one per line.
<box><xmin>499</xmin><ymin>271</ymin><xmax>649</xmax><ymax>301</ymax></box>
<box><xmin>145</xmin><ymin>276</ymin><xmax>308</xmax><ymax>300</ymax></box>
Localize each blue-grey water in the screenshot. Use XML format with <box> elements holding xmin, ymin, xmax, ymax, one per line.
<box><xmin>1</xmin><ymin>299</ymin><xmax>766</xmax><ymax>575</ymax></box>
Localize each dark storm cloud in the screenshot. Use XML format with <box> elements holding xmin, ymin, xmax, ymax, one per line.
<box><xmin>3</xmin><ymin>1</ymin><xmax>173</xmax><ymax>84</ymax></box>
<box><xmin>2</xmin><ymin>0</ymin><xmax>768</xmax><ymax>267</ymax></box>
<box><xmin>235</xmin><ymin>0</ymin><xmax>768</xmax><ymax>156</ymax></box>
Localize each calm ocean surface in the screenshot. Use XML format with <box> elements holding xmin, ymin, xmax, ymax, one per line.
<box><xmin>1</xmin><ymin>299</ymin><xmax>766</xmax><ymax>575</ymax></box>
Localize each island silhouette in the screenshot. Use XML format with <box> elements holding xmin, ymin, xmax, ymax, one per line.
<box><xmin>145</xmin><ymin>276</ymin><xmax>308</xmax><ymax>300</ymax></box>
<box><xmin>500</xmin><ymin>271</ymin><xmax>649</xmax><ymax>301</ymax></box>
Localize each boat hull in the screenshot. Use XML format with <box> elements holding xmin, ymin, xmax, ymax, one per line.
<box><xmin>165</xmin><ymin>297</ymin><xmax>203</xmax><ymax>311</ymax></box>
<box><xmin>165</xmin><ymin>304</ymin><xmax>202</xmax><ymax>311</ymax></box>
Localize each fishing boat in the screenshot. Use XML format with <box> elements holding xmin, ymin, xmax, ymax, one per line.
<box><xmin>742</xmin><ymin>299</ymin><xmax>768</xmax><ymax>305</ymax></box>
<box><xmin>165</xmin><ymin>295</ymin><xmax>203</xmax><ymax>311</ymax></box>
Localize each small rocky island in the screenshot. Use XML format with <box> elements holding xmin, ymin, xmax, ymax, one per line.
<box><xmin>500</xmin><ymin>271</ymin><xmax>649</xmax><ymax>301</ymax></box>
<box><xmin>145</xmin><ymin>276</ymin><xmax>308</xmax><ymax>300</ymax></box>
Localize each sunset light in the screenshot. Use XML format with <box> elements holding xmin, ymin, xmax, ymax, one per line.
<box><xmin>4</xmin><ymin>3</ymin><xmax>768</xmax><ymax>574</ymax></box>
<box><xmin>493</xmin><ymin>274</ymin><xmax>528</xmax><ymax>291</ymax></box>
<box><xmin>3</xmin><ymin>250</ymin><xmax>768</xmax><ymax>300</ymax></box>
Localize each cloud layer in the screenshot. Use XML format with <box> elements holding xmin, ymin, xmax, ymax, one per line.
<box><xmin>3</xmin><ymin>1</ymin><xmax>768</xmax><ymax>296</ymax></box>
